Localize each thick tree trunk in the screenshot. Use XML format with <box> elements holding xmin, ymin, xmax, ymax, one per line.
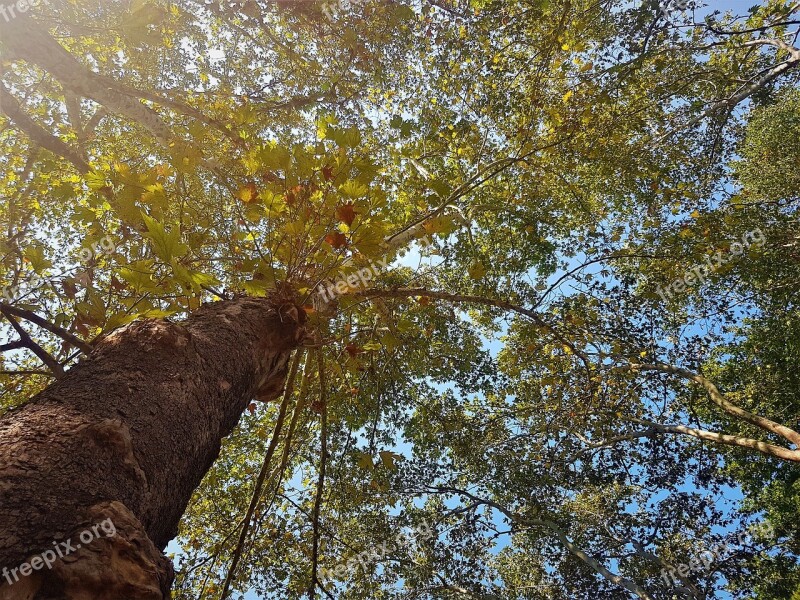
<box><xmin>0</xmin><ymin>297</ymin><xmax>305</xmax><ymax>599</ymax></box>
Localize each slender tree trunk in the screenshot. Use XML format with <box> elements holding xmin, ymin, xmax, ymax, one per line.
<box><xmin>0</xmin><ymin>297</ymin><xmax>305</xmax><ymax>599</ymax></box>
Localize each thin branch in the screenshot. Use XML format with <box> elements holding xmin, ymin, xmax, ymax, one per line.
<box><xmin>218</xmin><ymin>351</ymin><xmax>302</xmax><ymax>600</ymax></box>
<box><xmin>0</xmin><ymin>309</ymin><xmax>64</xmax><ymax>377</ymax></box>
<box><xmin>359</xmin><ymin>287</ymin><xmax>592</xmax><ymax>372</ymax></box>
<box><xmin>0</xmin><ymin>303</ymin><xmax>93</xmax><ymax>355</ymax></box>
<box><xmin>308</xmin><ymin>349</ymin><xmax>330</xmax><ymax>599</ymax></box>
<box><xmin>0</xmin><ymin>369</ymin><xmax>55</xmax><ymax>377</ymax></box>
<box><xmin>432</xmin><ymin>486</ymin><xmax>654</xmax><ymax>600</ymax></box>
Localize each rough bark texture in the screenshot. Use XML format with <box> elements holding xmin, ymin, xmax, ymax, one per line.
<box><xmin>0</xmin><ymin>297</ymin><xmax>305</xmax><ymax>599</ymax></box>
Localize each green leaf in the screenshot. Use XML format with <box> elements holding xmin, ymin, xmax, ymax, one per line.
<box><xmin>357</xmin><ymin>452</ymin><xmax>374</xmax><ymax>470</ymax></box>
<box><xmin>468</xmin><ymin>260</ymin><xmax>487</xmax><ymax>279</ymax></box>
<box><xmin>24</xmin><ymin>245</ymin><xmax>52</xmax><ymax>273</ymax></box>
<box><xmin>339</xmin><ymin>180</ymin><xmax>368</xmax><ymax>199</ymax></box>
<box><xmin>142</xmin><ymin>213</ymin><xmax>188</xmax><ymax>262</ymax></box>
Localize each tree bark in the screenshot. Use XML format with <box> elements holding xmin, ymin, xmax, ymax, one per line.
<box><xmin>0</xmin><ymin>297</ymin><xmax>305</xmax><ymax>599</ymax></box>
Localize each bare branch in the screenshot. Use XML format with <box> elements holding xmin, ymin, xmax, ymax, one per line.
<box><xmin>0</xmin><ymin>308</ymin><xmax>64</xmax><ymax>377</ymax></box>
<box><xmin>631</xmin><ymin>363</ymin><xmax>800</xmax><ymax>448</ymax></box>
<box><xmin>0</xmin><ymin>303</ymin><xmax>93</xmax><ymax>355</ymax></box>
<box><xmin>610</xmin><ymin>420</ymin><xmax>800</xmax><ymax>462</ymax></box>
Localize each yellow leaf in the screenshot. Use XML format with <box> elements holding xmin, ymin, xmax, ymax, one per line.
<box><xmin>236</xmin><ymin>183</ymin><xmax>259</xmax><ymax>203</ymax></box>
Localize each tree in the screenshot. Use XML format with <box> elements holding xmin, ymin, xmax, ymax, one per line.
<box><xmin>1</xmin><ymin>0</ymin><xmax>799</xmax><ymax>598</ymax></box>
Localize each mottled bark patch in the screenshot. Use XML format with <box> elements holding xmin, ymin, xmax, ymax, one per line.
<box><xmin>0</xmin><ymin>297</ymin><xmax>305</xmax><ymax>598</ymax></box>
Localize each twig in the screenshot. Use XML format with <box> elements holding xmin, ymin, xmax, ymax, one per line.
<box><xmin>0</xmin><ymin>369</ymin><xmax>55</xmax><ymax>377</ymax></box>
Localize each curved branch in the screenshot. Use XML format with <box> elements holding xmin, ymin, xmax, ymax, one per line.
<box><xmin>360</xmin><ymin>287</ymin><xmax>591</xmax><ymax>371</ymax></box>
<box><xmin>0</xmin><ymin>82</ymin><xmax>90</xmax><ymax>173</ymax></box>
<box><xmin>661</xmin><ymin>37</ymin><xmax>800</xmax><ymax>139</ymax></box>
<box><xmin>630</xmin><ymin>363</ymin><xmax>800</xmax><ymax>448</ymax></box>
<box><xmin>0</xmin><ymin>308</ymin><xmax>64</xmax><ymax>377</ymax></box>
<box><xmin>0</xmin><ymin>303</ymin><xmax>93</xmax><ymax>355</ymax></box>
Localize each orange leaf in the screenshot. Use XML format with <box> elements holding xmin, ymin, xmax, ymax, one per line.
<box><xmin>336</xmin><ymin>202</ymin><xmax>357</xmax><ymax>226</ymax></box>
<box><xmin>236</xmin><ymin>182</ymin><xmax>259</xmax><ymax>203</ymax></box>
<box><xmin>325</xmin><ymin>231</ymin><xmax>348</xmax><ymax>249</ymax></box>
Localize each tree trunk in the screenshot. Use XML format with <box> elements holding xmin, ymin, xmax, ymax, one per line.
<box><xmin>0</xmin><ymin>297</ymin><xmax>305</xmax><ymax>599</ymax></box>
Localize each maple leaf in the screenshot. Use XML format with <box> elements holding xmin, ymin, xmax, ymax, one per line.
<box><xmin>62</xmin><ymin>279</ymin><xmax>77</xmax><ymax>299</ymax></box>
<box><xmin>236</xmin><ymin>182</ymin><xmax>259</xmax><ymax>203</ymax></box>
<box><xmin>336</xmin><ymin>202</ymin><xmax>357</xmax><ymax>226</ymax></box>
<box><xmin>261</xmin><ymin>171</ymin><xmax>278</xmax><ymax>183</ymax></box>
<box><xmin>322</xmin><ymin>164</ymin><xmax>335</xmax><ymax>181</ymax></box>
<box><xmin>325</xmin><ymin>231</ymin><xmax>348</xmax><ymax>249</ymax></box>
<box><xmin>345</xmin><ymin>344</ymin><xmax>363</xmax><ymax>357</ymax></box>
<box><xmin>110</xmin><ymin>276</ymin><xmax>127</xmax><ymax>292</ymax></box>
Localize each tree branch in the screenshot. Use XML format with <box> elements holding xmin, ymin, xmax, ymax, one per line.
<box><xmin>218</xmin><ymin>350</ymin><xmax>302</xmax><ymax>600</ymax></box>
<box><xmin>0</xmin><ymin>303</ymin><xmax>93</xmax><ymax>355</ymax></box>
<box><xmin>309</xmin><ymin>349</ymin><xmax>331</xmax><ymax>599</ymax></box>
<box><xmin>630</xmin><ymin>362</ymin><xmax>800</xmax><ymax>448</ymax></box>
<box><xmin>612</xmin><ymin>420</ymin><xmax>800</xmax><ymax>462</ymax></box>
<box><xmin>0</xmin><ymin>82</ymin><xmax>90</xmax><ymax>174</ymax></box>
<box><xmin>0</xmin><ymin>308</ymin><xmax>64</xmax><ymax>377</ymax></box>
<box><xmin>432</xmin><ymin>486</ymin><xmax>654</xmax><ymax>600</ymax></box>
<box><xmin>360</xmin><ymin>287</ymin><xmax>592</xmax><ymax>372</ymax></box>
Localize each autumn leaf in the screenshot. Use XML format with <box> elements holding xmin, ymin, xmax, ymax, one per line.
<box><xmin>62</xmin><ymin>279</ymin><xmax>77</xmax><ymax>299</ymax></box>
<box><xmin>336</xmin><ymin>202</ymin><xmax>357</xmax><ymax>226</ymax></box>
<box><xmin>345</xmin><ymin>344</ymin><xmax>363</xmax><ymax>357</ymax></box>
<box><xmin>325</xmin><ymin>231</ymin><xmax>348</xmax><ymax>249</ymax></box>
<box><xmin>236</xmin><ymin>182</ymin><xmax>259</xmax><ymax>203</ymax></box>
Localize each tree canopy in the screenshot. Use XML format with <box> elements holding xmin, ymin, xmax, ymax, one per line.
<box><xmin>1</xmin><ymin>0</ymin><xmax>800</xmax><ymax>598</ymax></box>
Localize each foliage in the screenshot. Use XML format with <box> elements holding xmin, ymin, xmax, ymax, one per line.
<box><xmin>2</xmin><ymin>0</ymin><xmax>800</xmax><ymax>598</ymax></box>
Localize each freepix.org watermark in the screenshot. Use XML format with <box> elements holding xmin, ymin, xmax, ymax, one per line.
<box><xmin>315</xmin><ymin>235</ymin><xmax>432</xmax><ymax>305</ymax></box>
<box><xmin>320</xmin><ymin>520</ymin><xmax>435</xmax><ymax>581</ymax></box>
<box><xmin>2</xmin><ymin>236</ymin><xmax>117</xmax><ymax>303</ymax></box>
<box><xmin>1</xmin><ymin>518</ymin><xmax>117</xmax><ymax>586</ymax></box>
<box><xmin>656</xmin><ymin>228</ymin><xmax>764</xmax><ymax>302</ymax></box>
<box><xmin>660</xmin><ymin>521</ymin><xmax>775</xmax><ymax>586</ymax></box>
<box><xmin>0</xmin><ymin>0</ymin><xmax>42</xmax><ymax>23</ymax></box>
